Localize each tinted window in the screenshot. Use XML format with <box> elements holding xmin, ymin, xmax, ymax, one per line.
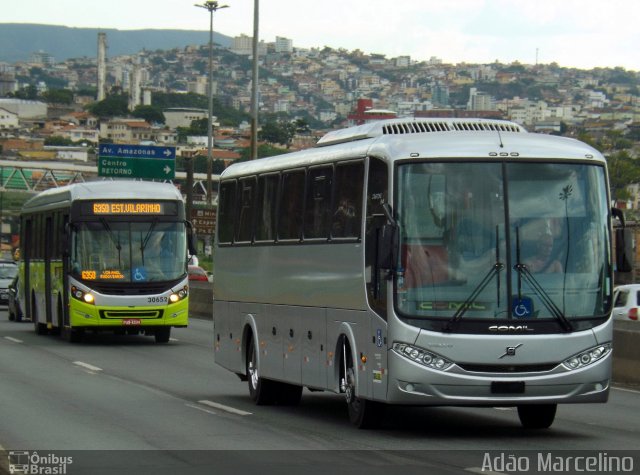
<box><xmin>255</xmin><ymin>174</ymin><xmax>279</xmax><ymax>242</ymax></box>
<box><xmin>304</xmin><ymin>166</ymin><xmax>333</xmax><ymax>239</ymax></box>
<box><xmin>235</xmin><ymin>177</ymin><xmax>256</xmax><ymax>242</ymax></box>
<box><xmin>331</xmin><ymin>162</ymin><xmax>364</xmax><ymax>239</ymax></box>
<box><xmin>218</xmin><ymin>181</ymin><xmax>236</xmax><ymax>244</ymax></box>
<box><xmin>278</xmin><ymin>170</ymin><xmax>305</xmax><ymax>241</ymax></box>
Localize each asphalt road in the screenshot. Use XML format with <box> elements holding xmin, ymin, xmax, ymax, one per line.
<box><xmin>1</xmin><ymin>312</ymin><xmax>639</xmax><ymax>475</ymax></box>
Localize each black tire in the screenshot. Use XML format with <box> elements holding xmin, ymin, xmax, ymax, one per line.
<box><xmin>155</xmin><ymin>327</ymin><xmax>171</xmax><ymax>343</ymax></box>
<box><xmin>344</xmin><ymin>343</ymin><xmax>382</xmax><ymax>428</ymax></box>
<box><xmin>62</xmin><ymin>326</ymin><xmax>83</xmax><ymax>343</ymax></box>
<box><xmin>247</xmin><ymin>337</ymin><xmax>278</xmax><ymax>405</ymax></box>
<box><xmin>14</xmin><ymin>303</ymin><xmax>23</xmax><ymax>323</ymax></box>
<box><xmin>517</xmin><ymin>404</ymin><xmax>557</xmax><ymax>429</ymax></box>
<box><xmin>8</xmin><ymin>308</ymin><xmax>15</xmax><ymax>321</ymax></box>
<box><xmin>32</xmin><ymin>296</ymin><xmax>47</xmax><ymax>335</ymax></box>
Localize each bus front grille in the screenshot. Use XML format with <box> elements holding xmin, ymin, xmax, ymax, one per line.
<box><xmin>99</xmin><ymin>310</ymin><xmax>163</xmax><ymax>319</ymax></box>
<box><xmin>457</xmin><ymin>363</ymin><xmax>558</xmax><ymax>373</ymax></box>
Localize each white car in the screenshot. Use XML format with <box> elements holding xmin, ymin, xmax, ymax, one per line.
<box><xmin>612</xmin><ymin>284</ymin><xmax>640</xmax><ymax>322</ymax></box>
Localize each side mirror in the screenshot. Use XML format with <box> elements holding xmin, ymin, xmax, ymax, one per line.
<box><xmin>377</xmin><ymin>224</ymin><xmax>398</xmax><ymax>271</ymax></box>
<box><xmin>615</xmin><ymin>228</ymin><xmax>633</xmax><ymax>273</ymax></box>
<box><xmin>185</xmin><ymin>221</ymin><xmax>197</xmax><ymax>256</ymax></box>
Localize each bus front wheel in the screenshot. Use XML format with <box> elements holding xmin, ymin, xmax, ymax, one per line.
<box><xmin>343</xmin><ymin>346</ymin><xmax>382</xmax><ymax>428</ymax></box>
<box><xmin>154</xmin><ymin>327</ymin><xmax>171</xmax><ymax>343</ymax></box>
<box><xmin>517</xmin><ymin>404</ymin><xmax>557</xmax><ymax>429</ymax></box>
<box><xmin>247</xmin><ymin>337</ymin><xmax>278</xmax><ymax>405</ymax></box>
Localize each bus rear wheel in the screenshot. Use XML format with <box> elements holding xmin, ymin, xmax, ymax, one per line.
<box><xmin>32</xmin><ymin>296</ymin><xmax>47</xmax><ymax>335</ymax></box>
<box><xmin>247</xmin><ymin>337</ymin><xmax>278</xmax><ymax>405</ymax></box>
<box><xmin>517</xmin><ymin>404</ymin><xmax>557</xmax><ymax>429</ymax></box>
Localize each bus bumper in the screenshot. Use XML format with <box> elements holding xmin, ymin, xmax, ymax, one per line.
<box><xmin>386</xmin><ymin>350</ymin><xmax>611</xmax><ymax>406</ymax></box>
<box><xmin>69</xmin><ymin>298</ymin><xmax>189</xmax><ymax>329</ymax></box>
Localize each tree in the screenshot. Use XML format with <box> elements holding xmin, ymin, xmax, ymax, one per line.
<box><xmin>42</xmin><ymin>89</ymin><xmax>74</xmax><ymax>104</ymax></box>
<box><xmin>607</xmin><ymin>151</ymin><xmax>640</xmax><ymax>201</ymax></box>
<box><xmin>87</xmin><ymin>94</ymin><xmax>128</xmax><ymax>118</ymax></box>
<box><xmin>44</xmin><ymin>136</ymin><xmax>74</xmax><ymax>146</ymax></box>
<box><xmin>133</xmin><ymin>105</ymin><xmax>166</xmax><ymax>124</ymax></box>
<box><xmin>258</xmin><ymin>118</ymin><xmax>310</xmax><ymax>149</ymax></box>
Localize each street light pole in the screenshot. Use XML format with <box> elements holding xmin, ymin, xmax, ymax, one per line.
<box><xmin>195</xmin><ymin>1</ymin><xmax>228</xmax><ymax>205</ymax></box>
<box><xmin>250</xmin><ymin>0</ymin><xmax>259</xmax><ymax>160</ymax></box>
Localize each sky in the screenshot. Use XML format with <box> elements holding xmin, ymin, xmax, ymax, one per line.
<box><xmin>4</xmin><ymin>0</ymin><xmax>640</xmax><ymax>71</ymax></box>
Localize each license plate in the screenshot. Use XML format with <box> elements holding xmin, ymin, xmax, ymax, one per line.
<box><xmin>122</xmin><ymin>318</ymin><xmax>142</xmax><ymax>326</ymax></box>
<box><xmin>491</xmin><ymin>381</ymin><xmax>525</xmax><ymax>394</ymax></box>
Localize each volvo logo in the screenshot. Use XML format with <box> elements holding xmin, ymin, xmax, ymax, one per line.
<box><xmin>499</xmin><ymin>343</ymin><xmax>523</xmax><ymax>359</ymax></box>
<box><xmin>489</xmin><ymin>325</ymin><xmax>534</xmax><ymax>332</ymax></box>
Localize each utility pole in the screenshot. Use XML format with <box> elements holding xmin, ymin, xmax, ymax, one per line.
<box><xmin>195</xmin><ymin>1</ymin><xmax>228</xmax><ymax>205</ymax></box>
<box><xmin>250</xmin><ymin>0</ymin><xmax>259</xmax><ymax>160</ymax></box>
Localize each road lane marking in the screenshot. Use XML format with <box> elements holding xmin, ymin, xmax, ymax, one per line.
<box><xmin>4</xmin><ymin>337</ymin><xmax>23</xmax><ymax>343</ymax></box>
<box><xmin>73</xmin><ymin>361</ymin><xmax>103</xmax><ymax>372</ymax></box>
<box><xmin>186</xmin><ymin>403</ymin><xmax>217</xmax><ymax>416</ymax></box>
<box><xmin>613</xmin><ymin>386</ymin><xmax>640</xmax><ymax>395</ymax></box>
<box><xmin>198</xmin><ymin>400</ymin><xmax>252</xmax><ymax>416</ymax></box>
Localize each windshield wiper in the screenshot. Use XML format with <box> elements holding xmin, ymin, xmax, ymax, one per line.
<box><xmin>514</xmin><ymin>227</ymin><xmax>573</xmax><ymax>332</ymax></box>
<box><xmin>140</xmin><ymin>219</ymin><xmax>158</xmax><ymax>265</ymax></box>
<box><xmin>100</xmin><ymin>218</ymin><xmax>122</xmax><ymax>267</ymax></box>
<box><xmin>444</xmin><ymin>226</ymin><xmax>504</xmax><ymax>332</ymax></box>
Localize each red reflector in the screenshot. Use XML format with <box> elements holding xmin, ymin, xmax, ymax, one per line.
<box><xmin>629</xmin><ymin>308</ymin><xmax>638</xmax><ymax>321</ymax></box>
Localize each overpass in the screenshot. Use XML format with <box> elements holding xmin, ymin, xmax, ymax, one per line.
<box><xmin>0</xmin><ymin>158</ymin><xmax>219</xmax><ymax>199</ymax></box>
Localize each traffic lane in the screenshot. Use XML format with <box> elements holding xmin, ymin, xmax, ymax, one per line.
<box><xmin>2</xmin><ymin>314</ymin><xmax>640</xmax><ymax>452</ymax></box>
<box><xmin>0</xmin><ymin>319</ymin><xmax>317</xmax><ymax>451</ymax></box>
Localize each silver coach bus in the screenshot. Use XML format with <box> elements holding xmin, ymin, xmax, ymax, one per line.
<box><xmin>213</xmin><ymin>118</ymin><xmax>619</xmax><ymax>428</ymax></box>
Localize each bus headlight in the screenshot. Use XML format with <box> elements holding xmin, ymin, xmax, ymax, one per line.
<box><xmin>168</xmin><ymin>286</ymin><xmax>188</xmax><ymax>304</ymax></box>
<box><xmin>392</xmin><ymin>342</ymin><xmax>453</xmax><ymax>371</ymax></box>
<box><xmin>71</xmin><ymin>286</ymin><xmax>95</xmax><ymax>305</ymax></box>
<box><xmin>561</xmin><ymin>343</ymin><xmax>611</xmax><ymax>371</ymax></box>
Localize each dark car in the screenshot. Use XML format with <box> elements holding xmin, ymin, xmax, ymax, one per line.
<box><xmin>8</xmin><ymin>275</ymin><xmax>23</xmax><ymax>322</ymax></box>
<box><xmin>0</xmin><ymin>260</ymin><xmax>18</xmax><ymax>306</ymax></box>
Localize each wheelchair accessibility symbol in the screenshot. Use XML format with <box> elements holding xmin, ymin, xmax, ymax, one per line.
<box><xmin>133</xmin><ymin>267</ymin><xmax>147</xmax><ymax>282</ymax></box>
<box><xmin>512</xmin><ymin>297</ymin><xmax>533</xmax><ymax>319</ymax></box>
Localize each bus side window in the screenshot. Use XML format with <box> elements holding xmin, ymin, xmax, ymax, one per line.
<box><xmin>255</xmin><ymin>174</ymin><xmax>279</xmax><ymax>242</ymax></box>
<box><xmin>218</xmin><ymin>181</ymin><xmax>237</xmax><ymax>244</ymax></box>
<box><xmin>304</xmin><ymin>166</ymin><xmax>333</xmax><ymax>239</ymax></box>
<box><xmin>331</xmin><ymin>162</ymin><xmax>364</xmax><ymax>239</ymax></box>
<box><xmin>278</xmin><ymin>170</ymin><xmax>305</xmax><ymax>241</ymax></box>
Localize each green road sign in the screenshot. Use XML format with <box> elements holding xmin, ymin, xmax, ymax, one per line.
<box><xmin>98</xmin><ymin>144</ymin><xmax>176</xmax><ymax>179</ymax></box>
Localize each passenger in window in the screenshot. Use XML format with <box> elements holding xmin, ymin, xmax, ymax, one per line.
<box><xmin>332</xmin><ymin>198</ymin><xmax>356</xmax><ymax>237</ymax></box>
<box><xmin>522</xmin><ymin>219</ymin><xmax>562</xmax><ymax>273</ymax></box>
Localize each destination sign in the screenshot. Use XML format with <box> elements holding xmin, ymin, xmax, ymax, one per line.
<box><xmin>91</xmin><ymin>202</ymin><xmax>165</xmax><ymax>215</ymax></box>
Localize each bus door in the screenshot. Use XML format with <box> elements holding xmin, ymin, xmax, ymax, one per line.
<box><xmin>22</xmin><ymin>218</ymin><xmax>32</xmax><ymax>319</ymax></box>
<box><xmin>44</xmin><ymin>216</ymin><xmax>53</xmax><ymax>325</ymax></box>
<box><xmin>61</xmin><ymin>214</ymin><xmax>70</xmax><ymax>327</ymax></box>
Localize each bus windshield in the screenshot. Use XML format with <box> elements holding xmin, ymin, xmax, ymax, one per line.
<box><xmin>395</xmin><ymin>161</ymin><xmax>611</xmax><ymax>323</ymax></box>
<box><xmin>71</xmin><ymin>221</ymin><xmax>187</xmax><ymax>283</ymax></box>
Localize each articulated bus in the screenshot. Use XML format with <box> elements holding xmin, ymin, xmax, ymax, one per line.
<box><xmin>213</xmin><ymin>118</ymin><xmax>620</xmax><ymax>428</ymax></box>
<box><xmin>19</xmin><ymin>181</ymin><xmax>194</xmax><ymax>343</ymax></box>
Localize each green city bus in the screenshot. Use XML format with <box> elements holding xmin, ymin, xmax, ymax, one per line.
<box><xmin>19</xmin><ymin>181</ymin><xmax>195</xmax><ymax>343</ymax></box>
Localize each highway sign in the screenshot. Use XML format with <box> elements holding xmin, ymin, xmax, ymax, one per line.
<box><xmin>98</xmin><ymin>144</ymin><xmax>176</xmax><ymax>179</ymax></box>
